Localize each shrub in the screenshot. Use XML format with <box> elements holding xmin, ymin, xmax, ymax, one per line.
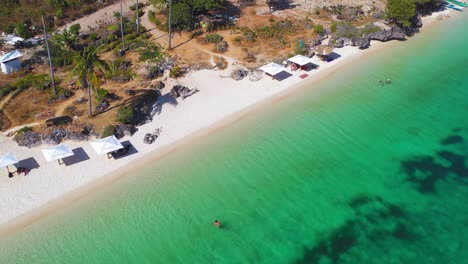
<box><xmin>330</xmin><ymin>21</ymin><xmax>337</xmax><ymax>33</ymax></box>
<box><xmin>232</xmin><ymin>36</ymin><xmax>242</xmax><ymax>42</ymax></box>
<box><xmin>148</xmin><ymin>10</ymin><xmax>162</xmax><ymax>28</ymax></box>
<box><xmin>190</xmin><ymin>30</ymin><xmax>203</xmax><ymax>39</ymax></box>
<box><xmin>101</xmin><ymin>125</ymin><xmax>115</xmax><ymax>138</ymax></box>
<box><xmin>313</xmin><ymin>24</ymin><xmax>325</xmax><ymax>34</ymax></box>
<box><xmin>205</xmin><ymin>33</ymin><xmax>223</xmax><ymax>44</ymax></box>
<box><xmin>386</xmin><ymin>0</ymin><xmax>416</xmax><ymax>27</ymax></box>
<box><xmin>360</xmin><ymin>23</ymin><xmax>381</xmax><ymax>35</ymax></box>
<box><xmin>17</xmin><ymin>126</ymin><xmax>32</xmax><ymax>134</ymax></box>
<box><xmin>96</xmin><ymin>88</ymin><xmax>109</xmax><ymax>101</ymax></box>
<box><xmin>116</xmin><ymin>105</ymin><xmax>134</xmax><ymax>124</ymax></box>
<box><xmin>170</xmin><ymin>66</ymin><xmax>181</xmax><ymax>78</ymax></box>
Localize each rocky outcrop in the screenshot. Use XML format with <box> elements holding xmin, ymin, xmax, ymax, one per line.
<box><xmin>170</xmin><ymin>85</ymin><xmax>199</xmax><ymax>99</ymax></box>
<box><xmin>113</xmin><ymin>124</ymin><xmax>137</xmax><ymax>139</ymax></box>
<box><xmin>231</xmin><ymin>68</ymin><xmax>249</xmax><ymax>81</ymax></box>
<box><xmin>249</xmin><ymin>69</ymin><xmax>263</xmax><ymax>82</ymax></box>
<box><xmin>42</xmin><ymin>128</ymin><xmax>68</xmax><ymax>144</ymax></box>
<box><xmin>329</xmin><ymin>26</ymin><xmax>407</xmax><ymax>49</ymax></box>
<box><xmin>13</xmin><ymin>131</ymin><xmax>42</xmax><ymax>148</ymax></box>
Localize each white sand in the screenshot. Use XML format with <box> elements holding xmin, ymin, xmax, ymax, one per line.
<box><xmin>0</xmin><ymin>10</ymin><xmax>457</xmax><ymax>232</ymax></box>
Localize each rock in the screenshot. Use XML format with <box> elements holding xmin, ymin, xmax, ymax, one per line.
<box><xmin>67</xmin><ymin>131</ymin><xmax>88</xmax><ymax>141</ymax></box>
<box><xmin>74</xmin><ymin>97</ymin><xmax>87</xmax><ymax>104</ymax></box>
<box><xmin>366</xmin><ymin>26</ymin><xmax>406</xmax><ymax>41</ymax></box>
<box><xmin>215</xmin><ymin>41</ymin><xmax>228</xmax><ymax>53</ymax></box>
<box><xmin>150</xmin><ymin>81</ymin><xmax>165</xmax><ymax>90</ymax></box>
<box><xmin>113</xmin><ymin>124</ymin><xmax>137</xmax><ymax>139</ymax></box>
<box><xmin>13</xmin><ymin>131</ymin><xmax>42</xmax><ymax>148</ymax></box>
<box><xmin>95</xmin><ymin>101</ymin><xmax>110</xmax><ymax>112</ymax></box>
<box><xmin>117</xmin><ymin>49</ymin><xmax>126</xmax><ymax>57</ymax></box>
<box><xmin>170</xmin><ymin>85</ymin><xmax>199</xmax><ymax>99</ymax></box>
<box><xmin>128</xmin><ymin>90</ymin><xmax>161</xmax><ymax>126</ymax></box>
<box><xmin>42</xmin><ymin>128</ymin><xmax>68</xmax><ymax>144</ymax></box>
<box><xmin>248</xmin><ymin>70</ymin><xmax>263</xmax><ymax>82</ymax></box>
<box><xmin>143</xmin><ymin>128</ymin><xmax>162</xmax><ymax>144</ymax></box>
<box><xmin>231</xmin><ymin>68</ymin><xmax>249</xmax><ymax>81</ymax></box>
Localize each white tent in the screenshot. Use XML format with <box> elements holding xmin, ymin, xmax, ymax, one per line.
<box><xmin>90</xmin><ymin>135</ymin><xmax>124</xmax><ymax>155</ymax></box>
<box><xmin>259</xmin><ymin>62</ymin><xmax>286</xmax><ymax>76</ymax></box>
<box><xmin>287</xmin><ymin>55</ymin><xmax>314</xmax><ymax>66</ymax></box>
<box><xmin>0</xmin><ymin>153</ymin><xmax>18</xmax><ymax>172</ymax></box>
<box><xmin>0</xmin><ymin>50</ymin><xmax>23</xmax><ymax>74</ymax></box>
<box><xmin>41</xmin><ymin>144</ymin><xmax>74</xmax><ymax>164</ymax></box>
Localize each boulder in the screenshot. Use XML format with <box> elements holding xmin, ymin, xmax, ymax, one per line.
<box><xmin>129</xmin><ymin>90</ymin><xmax>161</xmax><ymax>126</ymax></box>
<box><xmin>143</xmin><ymin>128</ymin><xmax>162</xmax><ymax>144</ymax></box>
<box><xmin>367</xmin><ymin>26</ymin><xmax>406</xmax><ymax>41</ymax></box>
<box><xmin>216</xmin><ymin>41</ymin><xmax>228</xmax><ymax>53</ymax></box>
<box><xmin>95</xmin><ymin>101</ymin><xmax>110</xmax><ymax>113</ymax></box>
<box><xmin>231</xmin><ymin>68</ymin><xmax>249</xmax><ymax>81</ymax></box>
<box><xmin>170</xmin><ymin>85</ymin><xmax>199</xmax><ymax>99</ymax></box>
<box><xmin>113</xmin><ymin>124</ymin><xmax>137</xmax><ymax>139</ymax></box>
<box><xmin>42</xmin><ymin>128</ymin><xmax>68</xmax><ymax>144</ymax></box>
<box><xmin>249</xmin><ymin>70</ymin><xmax>263</xmax><ymax>82</ymax></box>
<box><xmin>13</xmin><ymin>131</ymin><xmax>42</xmax><ymax>148</ymax></box>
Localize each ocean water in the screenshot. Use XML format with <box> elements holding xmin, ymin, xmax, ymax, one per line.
<box><xmin>1</xmin><ymin>14</ymin><xmax>468</xmax><ymax>264</ymax></box>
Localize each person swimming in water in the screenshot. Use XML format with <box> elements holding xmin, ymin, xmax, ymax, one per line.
<box><xmin>214</xmin><ymin>220</ymin><xmax>222</xmax><ymax>228</ymax></box>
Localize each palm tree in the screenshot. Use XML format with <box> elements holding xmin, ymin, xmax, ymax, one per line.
<box><xmin>42</xmin><ymin>16</ymin><xmax>57</xmax><ymax>96</ymax></box>
<box><xmin>120</xmin><ymin>0</ymin><xmax>126</xmax><ymax>51</ymax></box>
<box><xmin>71</xmin><ymin>46</ymin><xmax>109</xmax><ymax>117</ymax></box>
<box><xmin>168</xmin><ymin>0</ymin><xmax>172</xmax><ymax>49</ymax></box>
<box><xmin>136</xmin><ymin>0</ymin><xmax>140</xmax><ymax>35</ymax></box>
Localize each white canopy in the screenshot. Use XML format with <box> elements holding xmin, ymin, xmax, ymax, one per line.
<box><xmin>0</xmin><ymin>50</ymin><xmax>23</xmax><ymax>63</ymax></box>
<box><xmin>90</xmin><ymin>135</ymin><xmax>124</xmax><ymax>155</ymax></box>
<box><xmin>0</xmin><ymin>153</ymin><xmax>18</xmax><ymax>168</ymax></box>
<box><xmin>287</xmin><ymin>54</ymin><xmax>314</xmax><ymax>66</ymax></box>
<box><xmin>259</xmin><ymin>62</ymin><xmax>286</xmax><ymax>76</ymax></box>
<box><xmin>41</xmin><ymin>144</ymin><xmax>74</xmax><ymax>162</ymax></box>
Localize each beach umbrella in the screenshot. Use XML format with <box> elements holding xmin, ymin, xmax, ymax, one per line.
<box><xmin>287</xmin><ymin>54</ymin><xmax>314</xmax><ymax>66</ymax></box>
<box><xmin>0</xmin><ymin>153</ymin><xmax>18</xmax><ymax>172</ymax></box>
<box><xmin>90</xmin><ymin>135</ymin><xmax>124</xmax><ymax>156</ymax></box>
<box><xmin>259</xmin><ymin>62</ymin><xmax>286</xmax><ymax>76</ymax></box>
<box><xmin>41</xmin><ymin>144</ymin><xmax>74</xmax><ymax>164</ymax></box>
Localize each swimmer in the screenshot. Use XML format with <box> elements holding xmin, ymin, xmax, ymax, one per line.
<box><xmin>214</xmin><ymin>220</ymin><xmax>222</xmax><ymax>228</ymax></box>
<box><xmin>386</xmin><ymin>78</ymin><xmax>392</xmax><ymax>84</ymax></box>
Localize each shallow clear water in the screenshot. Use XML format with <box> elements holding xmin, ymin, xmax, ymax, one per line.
<box><xmin>1</xmin><ymin>14</ymin><xmax>468</xmax><ymax>264</ymax></box>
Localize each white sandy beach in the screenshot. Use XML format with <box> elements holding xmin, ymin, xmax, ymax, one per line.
<box><xmin>0</xmin><ymin>9</ymin><xmax>456</xmax><ymax>233</ymax></box>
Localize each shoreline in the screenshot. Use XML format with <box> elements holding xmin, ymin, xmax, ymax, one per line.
<box><xmin>0</xmin><ymin>10</ymin><xmax>458</xmax><ymax>236</ymax></box>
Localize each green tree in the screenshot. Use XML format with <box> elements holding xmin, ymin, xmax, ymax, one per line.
<box><xmin>386</xmin><ymin>0</ymin><xmax>416</xmax><ymax>27</ymax></box>
<box><xmin>71</xmin><ymin>46</ymin><xmax>109</xmax><ymax>117</ymax></box>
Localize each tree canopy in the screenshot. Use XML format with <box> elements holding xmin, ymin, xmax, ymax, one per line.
<box><xmin>386</xmin><ymin>0</ymin><xmax>416</xmax><ymax>27</ymax></box>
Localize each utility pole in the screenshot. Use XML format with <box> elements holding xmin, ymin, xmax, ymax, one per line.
<box><xmin>42</xmin><ymin>16</ymin><xmax>57</xmax><ymax>96</ymax></box>
<box><xmin>168</xmin><ymin>0</ymin><xmax>172</xmax><ymax>49</ymax></box>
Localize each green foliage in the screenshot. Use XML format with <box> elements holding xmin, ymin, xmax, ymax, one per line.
<box><xmin>360</xmin><ymin>23</ymin><xmax>381</xmax><ymax>35</ymax></box>
<box><xmin>170</xmin><ymin>66</ymin><xmax>181</xmax><ymax>78</ymax></box>
<box><xmin>15</xmin><ymin>23</ymin><xmax>32</xmax><ymax>39</ymax></box>
<box><xmin>0</xmin><ymin>74</ymin><xmax>55</xmax><ymax>101</ymax></box>
<box><xmin>256</xmin><ymin>19</ymin><xmax>296</xmax><ymax>39</ymax></box>
<box><xmin>330</xmin><ymin>21</ymin><xmax>337</xmax><ymax>33</ymax></box>
<box><xmin>102</xmin><ymin>125</ymin><xmax>115</xmax><ymax>138</ymax></box>
<box><xmin>386</xmin><ymin>0</ymin><xmax>416</xmax><ymax>27</ymax></box>
<box><xmin>240</xmin><ymin>27</ymin><xmax>257</xmax><ymax>41</ymax></box>
<box><xmin>17</xmin><ymin>126</ymin><xmax>32</xmax><ymax>134</ymax></box>
<box><xmin>205</xmin><ymin>33</ymin><xmax>223</xmax><ymax>44</ymax></box>
<box><xmin>130</xmin><ymin>2</ymin><xmax>145</xmax><ymax>11</ymax></box>
<box><xmin>190</xmin><ymin>30</ymin><xmax>204</xmax><ymax>38</ymax></box>
<box><xmin>135</xmin><ymin>41</ymin><xmax>163</xmax><ymax>62</ymax></box>
<box><xmin>166</xmin><ymin>0</ymin><xmax>226</xmax><ymax>30</ymax></box>
<box><xmin>96</xmin><ymin>88</ymin><xmax>109</xmax><ymax>101</ymax></box>
<box><xmin>335</xmin><ymin>22</ymin><xmax>360</xmax><ymax>38</ymax></box>
<box><xmin>69</xmin><ymin>23</ymin><xmax>81</xmax><ymax>35</ymax></box>
<box><xmin>116</xmin><ymin>105</ymin><xmax>134</xmax><ymax>124</ymax></box>
<box><xmin>313</xmin><ymin>24</ymin><xmax>325</xmax><ymax>35</ymax></box>
<box><xmin>148</xmin><ymin>10</ymin><xmax>163</xmax><ymax>29</ymax></box>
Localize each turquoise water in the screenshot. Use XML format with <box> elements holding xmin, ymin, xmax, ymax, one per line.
<box><xmin>1</xmin><ymin>14</ymin><xmax>468</xmax><ymax>263</ymax></box>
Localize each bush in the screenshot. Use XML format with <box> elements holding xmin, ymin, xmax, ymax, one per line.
<box><xmin>232</xmin><ymin>36</ymin><xmax>242</xmax><ymax>42</ymax></box>
<box><xmin>148</xmin><ymin>10</ymin><xmax>162</xmax><ymax>28</ymax></box>
<box><xmin>170</xmin><ymin>66</ymin><xmax>181</xmax><ymax>78</ymax></box>
<box><xmin>130</xmin><ymin>2</ymin><xmax>145</xmax><ymax>11</ymax></box>
<box><xmin>116</xmin><ymin>105</ymin><xmax>134</xmax><ymax>124</ymax></box>
<box><xmin>17</xmin><ymin>126</ymin><xmax>32</xmax><ymax>134</ymax></box>
<box><xmin>96</xmin><ymin>88</ymin><xmax>109</xmax><ymax>101</ymax></box>
<box><xmin>360</xmin><ymin>23</ymin><xmax>381</xmax><ymax>35</ymax></box>
<box><xmin>101</xmin><ymin>125</ymin><xmax>115</xmax><ymax>138</ymax></box>
<box><xmin>205</xmin><ymin>33</ymin><xmax>223</xmax><ymax>44</ymax></box>
<box><xmin>313</xmin><ymin>24</ymin><xmax>325</xmax><ymax>34</ymax></box>
<box><xmin>190</xmin><ymin>30</ymin><xmax>203</xmax><ymax>39</ymax></box>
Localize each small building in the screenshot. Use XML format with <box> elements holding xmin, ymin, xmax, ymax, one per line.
<box><xmin>0</xmin><ymin>50</ymin><xmax>23</xmax><ymax>74</ymax></box>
